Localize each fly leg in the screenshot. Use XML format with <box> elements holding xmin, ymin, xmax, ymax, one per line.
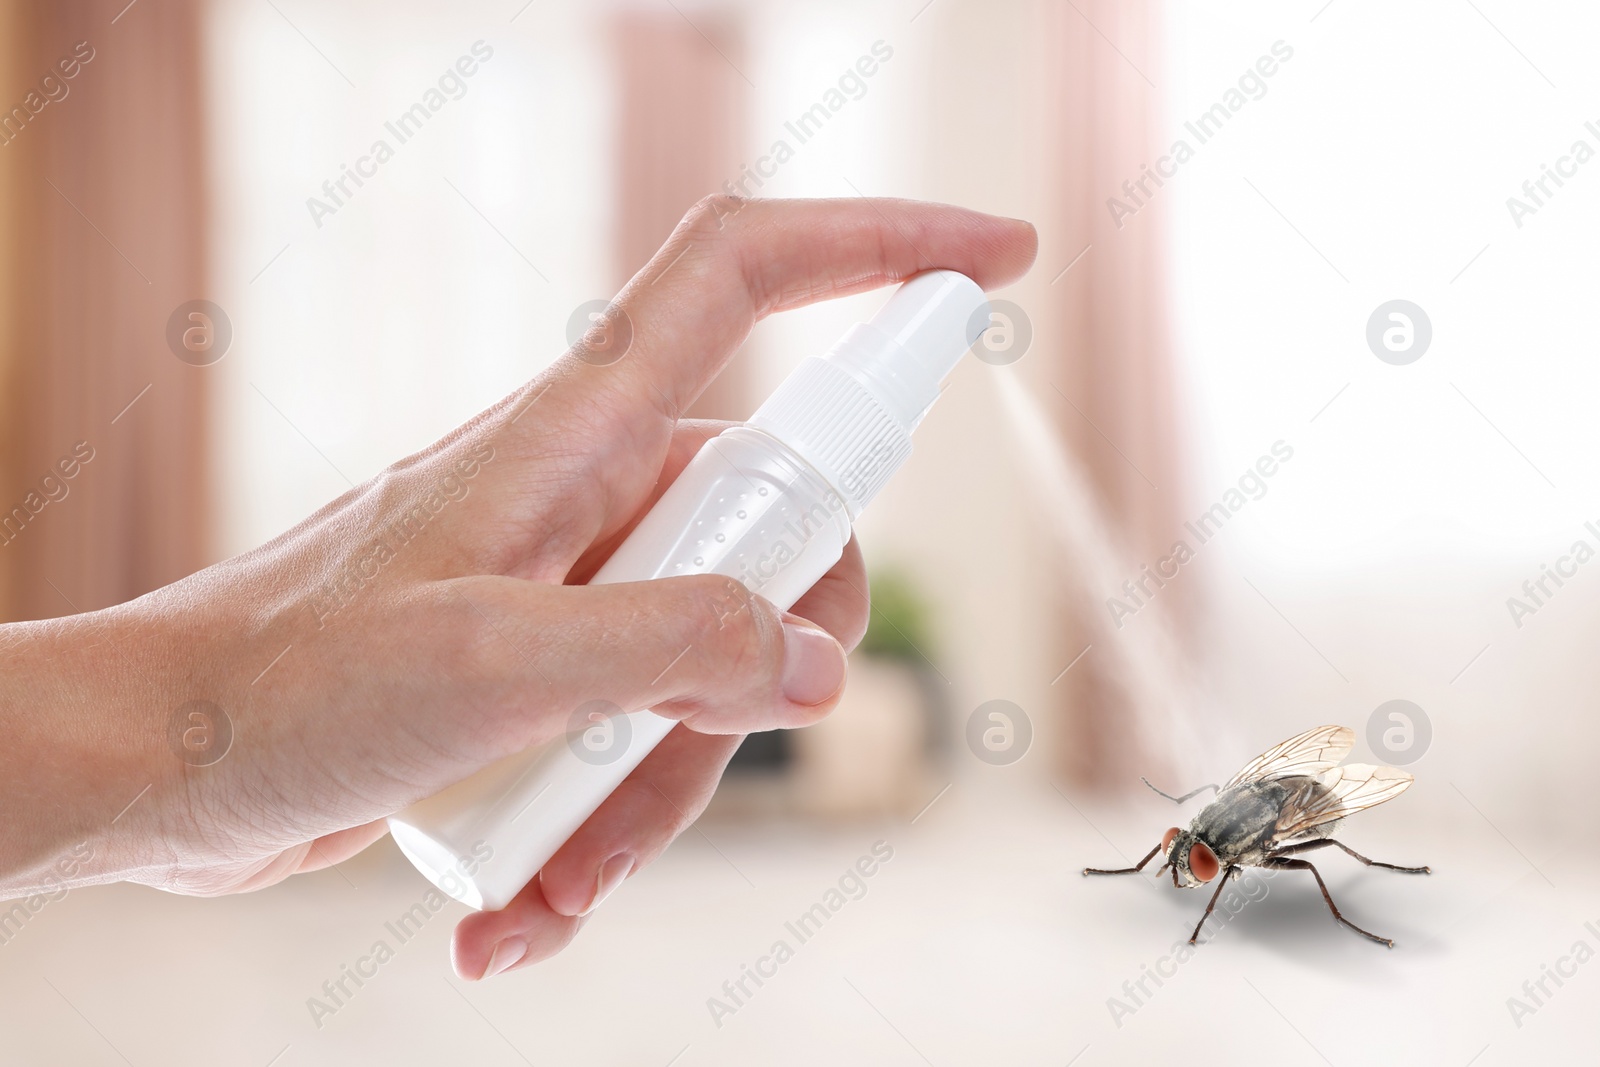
<box><xmin>1188</xmin><ymin>865</ymin><xmax>1238</xmax><ymax>945</ymax></box>
<box><xmin>1261</xmin><ymin>856</ymin><xmax>1395</xmax><ymax>947</ymax></box>
<box><xmin>1083</xmin><ymin>844</ymin><xmax>1161</xmax><ymax>876</ymax></box>
<box><xmin>1272</xmin><ymin>838</ymin><xmax>1429</xmax><ymax>874</ymax></box>
<box><xmin>1140</xmin><ymin>778</ymin><xmax>1219</xmax><ymax>805</ymax></box>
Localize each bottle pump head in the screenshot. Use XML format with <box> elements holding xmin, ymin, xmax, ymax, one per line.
<box><xmin>748</xmin><ymin>270</ymin><xmax>989</xmax><ymax>520</ymax></box>
<box><xmin>846</xmin><ymin>270</ymin><xmax>990</xmax><ymax>428</ymax></box>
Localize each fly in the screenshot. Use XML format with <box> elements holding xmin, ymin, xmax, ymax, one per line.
<box><xmin>1083</xmin><ymin>724</ymin><xmax>1431</xmax><ymax>947</ymax></box>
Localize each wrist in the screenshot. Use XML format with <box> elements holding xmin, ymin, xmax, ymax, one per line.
<box><xmin>0</xmin><ymin>602</ymin><xmax>183</xmax><ymax>897</ymax></box>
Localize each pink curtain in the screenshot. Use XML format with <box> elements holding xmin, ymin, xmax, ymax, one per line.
<box><xmin>610</xmin><ymin>9</ymin><xmax>749</xmax><ymax>420</ymax></box>
<box><xmin>1045</xmin><ymin>0</ymin><xmax>1190</xmax><ymax>787</ymax></box>
<box><xmin>0</xmin><ymin>0</ymin><xmax>211</xmax><ymax>622</ymax></box>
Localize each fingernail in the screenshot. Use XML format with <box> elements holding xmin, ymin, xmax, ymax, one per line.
<box><xmin>781</xmin><ymin>617</ymin><xmax>846</xmax><ymax>706</ymax></box>
<box><xmin>481</xmin><ymin>938</ymin><xmax>527</xmax><ymax>980</ymax></box>
<box><xmin>580</xmin><ymin>852</ymin><xmax>635</xmax><ymax>916</ymax></box>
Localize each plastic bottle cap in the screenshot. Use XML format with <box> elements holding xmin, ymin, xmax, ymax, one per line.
<box><xmin>748</xmin><ymin>270</ymin><xmax>989</xmax><ymax>518</ymax></box>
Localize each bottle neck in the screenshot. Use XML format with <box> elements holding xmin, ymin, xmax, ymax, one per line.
<box><xmin>824</xmin><ymin>323</ymin><xmax>939</xmax><ymax>432</ymax></box>
<box><xmin>746</xmin><ymin>354</ymin><xmax>914</xmax><ymax>521</ymax></box>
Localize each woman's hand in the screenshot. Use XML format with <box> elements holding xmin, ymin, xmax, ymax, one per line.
<box><xmin>0</xmin><ymin>196</ymin><xmax>1036</xmax><ymax>979</ymax></box>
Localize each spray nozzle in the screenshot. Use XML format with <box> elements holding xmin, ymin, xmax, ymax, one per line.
<box><xmin>748</xmin><ymin>270</ymin><xmax>989</xmax><ymax>519</ymax></box>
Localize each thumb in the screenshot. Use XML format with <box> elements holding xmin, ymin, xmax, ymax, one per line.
<box><xmin>483</xmin><ymin>573</ymin><xmax>850</xmax><ymax>738</ymax></box>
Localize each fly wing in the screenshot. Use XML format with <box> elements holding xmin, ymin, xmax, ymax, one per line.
<box><xmin>1222</xmin><ymin>725</ymin><xmax>1355</xmax><ymax>788</ymax></box>
<box><xmin>1271</xmin><ymin>764</ymin><xmax>1415</xmax><ymax>844</ymax></box>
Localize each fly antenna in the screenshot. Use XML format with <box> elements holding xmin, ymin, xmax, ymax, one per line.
<box><xmin>1141</xmin><ymin>777</ymin><xmax>1219</xmax><ymax>805</ymax></box>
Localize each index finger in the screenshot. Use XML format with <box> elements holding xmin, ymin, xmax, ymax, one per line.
<box><xmin>556</xmin><ymin>196</ymin><xmax>1037</xmax><ymax>428</ymax></box>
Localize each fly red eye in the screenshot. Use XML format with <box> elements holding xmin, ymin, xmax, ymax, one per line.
<box><xmin>1188</xmin><ymin>842</ymin><xmax>1220</xmax><ymax>882</ymax></box>
<box><xmin>1162</xmin><ymin>827</ymin><xmax>1180</xmax><ymax>855</ymax></box>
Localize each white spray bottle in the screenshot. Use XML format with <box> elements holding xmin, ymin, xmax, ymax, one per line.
<box><xmin>389</xmin><ymin>270</ymin><xmax>989</xmax><ymax>910</ymax></box>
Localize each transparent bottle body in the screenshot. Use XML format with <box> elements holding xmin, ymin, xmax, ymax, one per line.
<box><xmin>389</xmin><ymin>427</ymin><xmax>854</xmax><ymax>910</ymax></box>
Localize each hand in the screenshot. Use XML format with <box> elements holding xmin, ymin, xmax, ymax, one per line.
<box><xmin>0</xmin><ymin>196</ymin><xmax>1036</xmax><ymax>979</ymax></box>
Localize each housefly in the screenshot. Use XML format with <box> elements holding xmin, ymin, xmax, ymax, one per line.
<box><xmin>1083</xmin><ymin>724</ymin><xmax>1430</xmax><ymax>947</ymax></box>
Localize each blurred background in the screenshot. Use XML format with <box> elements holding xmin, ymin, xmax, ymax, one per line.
<box><xmin>2</xmin><ymin>0</ymin><xmax>1598</xmax><ymax>1063</ymax></box>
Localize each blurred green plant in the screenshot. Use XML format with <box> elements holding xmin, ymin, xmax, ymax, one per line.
<box><xmin>858</xmin><ymin>569</ymin><xmax>934</xmax><ymax>662</ymax></box>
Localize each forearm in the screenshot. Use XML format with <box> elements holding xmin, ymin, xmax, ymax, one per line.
<box><xmin>0</xmin><ymin>605</ymin><xmax>176</xmax><ymax>897</ymax></box>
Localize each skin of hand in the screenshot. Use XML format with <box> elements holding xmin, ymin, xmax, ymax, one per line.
<box><xmin>0</xmin><ymin>196</ymin><xmax>1036</xmax><ymax>980</ymax></box>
